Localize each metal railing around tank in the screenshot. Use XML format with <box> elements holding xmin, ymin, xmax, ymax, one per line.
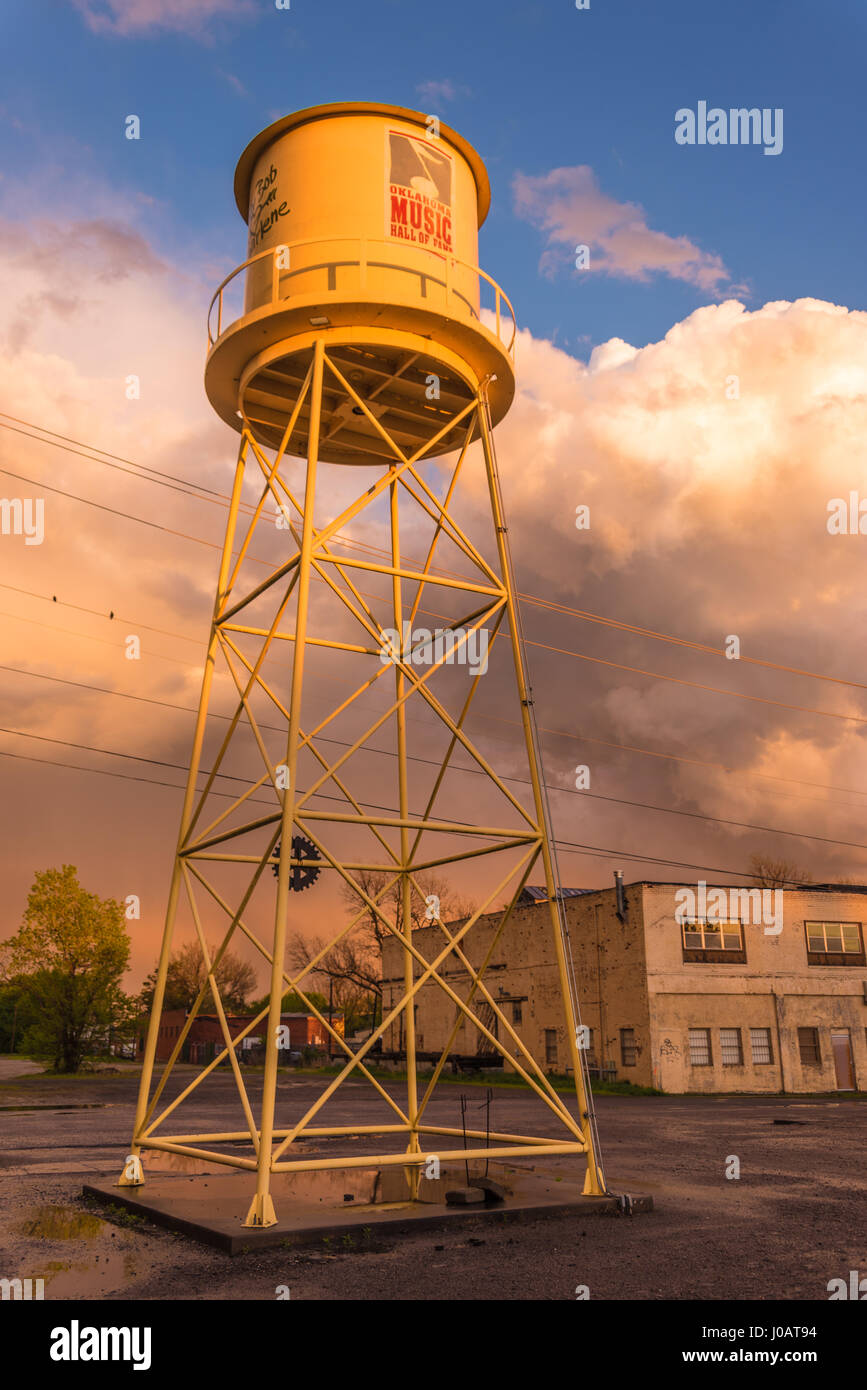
<box><xmin>206</xmin><ymin>236</ymin><xmax>517</xmax><ymax>357</ymax></box>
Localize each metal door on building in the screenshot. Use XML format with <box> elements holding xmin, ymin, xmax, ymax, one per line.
<box><xmin>830</xmin><ymin>1030</ymin><xmax>855</xmax><ymax>1090</ymax></box>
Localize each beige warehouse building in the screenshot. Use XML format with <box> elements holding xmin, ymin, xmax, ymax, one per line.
<box><xmin>379</xmin><ymin>881</ymin><xmax>867</xmax><ymax>1094</ymax></box>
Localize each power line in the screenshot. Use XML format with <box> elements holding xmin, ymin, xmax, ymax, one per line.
<box><xmin>526</xmin><ymin>636</ymin><xmax>867</xmax><ymax>726</ymax></box>
<box><xmin>4</xmin><ymin>410</ymin><xmax>864</xmax><ymax>692</ymax></box>
<box><xmin>4</xmin><ymin>457</ymin><xmax>863</xmax><ymax>729</ymax></box>
<box><xmin>0</xmin><ymin>465</ymin><xmax>233</xmax><ymax>558</ymax></box>
<box><xmin>6</xmin><ymin>424</ymin><xmax>864</xmax><ymax>729</ymax></box>
<box><xmin>553</xmin><ymin>838</ymin><xmax>813</xmax><ymax>885</ymax></box>
<box><xmin>2</xmin><ymin>562</ymin><xmax>862</xmax><ymax>734</ymax></box>
<box><xmin>0</xmin><ymin>412</ymin><xmax>230</xmax><ymax>500</ymax></box>
<box><xmin>3</xmin><ymin>681</ymin><xmax>867</xmax><ymax>859</ymax></box>
<box><xmin>4</xmin><ymin>422</ymin><xmax>867</xmax><ymax>864</ymax></box>
<box><xmin>0</xmin><ymin>745</ymin><xmax>778</xmax><ymax>885</ymax></box>
<box><xmin>523</xmin><ymin>721</ymin><xmax>867</xmax><ymax>801</ymax></box>
<box><xmin>549</xmin><ymin>784</ymin><xmax>867</xmax><ymax>853</ymax></box>
<box><xmin>0</xmin><ymin>732</ymin><xmax>441</xmax><ymax>823</ymax></box>
<box><xmin>0</xmin><ymin>582</ymin><xmax>200</xmax><ymax>645</ymax></box>
<box><xmin>0</xmin><ymin>608</ymin><xmax>195</xmax><ymax>668</ymax></box>
<box><xmin>0</xmin><ymin>413</ymin><xmax>460</xmax><ymax>576</ymax></box>
<box><xmin>4</xmin><ymin>586</ymin><xmax>866</xmax><ymax>815</ymax></box>
<box><xmin>521</xmin><ymin>594</ymin><xmax>867</xmax><ymax>693</ymax></box>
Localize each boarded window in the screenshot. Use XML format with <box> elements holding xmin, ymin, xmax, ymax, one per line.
<box><xmin>688</xmin><ymin>1028</ymin><xmax>712</xmax><ymax>1066</ymax></box>
<box><xmin>750</xmin><ymin>1028</ymin><xmax>773</xmax><ymax>1065</ymax></box>
<box><xmin>798</xmin><ymin>1027</ymin><xmax>821</xmax><ymax>1065</ymax></box>
<box><xmin>720</xmin><ymin>1028</ymin><xmax>743</xmax><ymax>1066</ymax></box>
<box><xmin>512</xmin><ymin>1000</ymin><xmax>523</xmax><ymax>1025</ymax></box>
<box><xmin>620</xmin><ymin>1027</ymin><xmax>637</xmax><ymax>1066</ymax></box>
<box><xmin>544</xmin><ymin>1029</ymin><xmax>558</xmax><ymax>1065</ymax></box>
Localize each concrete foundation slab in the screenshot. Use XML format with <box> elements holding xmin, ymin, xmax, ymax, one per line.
<box><xmin>83</xmin><ymin>1160</ymin><xmax>651</xmax><ymax>1255</ymax></box>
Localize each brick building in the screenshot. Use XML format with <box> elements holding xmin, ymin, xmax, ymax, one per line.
<box><xmin>379</xmin><ymin>881</ymin><xmax>867</xmax><ymax>1094</ymax></box>
<box><xmin>142</xmin><ymin>1009</ymin><xmax>343</xmax><ymax>1064</ymax></box>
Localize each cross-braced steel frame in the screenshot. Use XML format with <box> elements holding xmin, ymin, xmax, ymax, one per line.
<box><xmin>124</xmin><ymin>337</ymin><xmax>606</xmax><ymax>1225</ymax></box>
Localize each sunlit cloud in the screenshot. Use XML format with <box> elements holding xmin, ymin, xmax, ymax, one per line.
<box><xmin>513</xmin><ymin>164</ymin><xmax>735</xmax><ymax>292</ymax></box>
<box><xmin>69</xmin><ymin>0</ymin><xmax>256</xmax><ymax>39</ymax></box>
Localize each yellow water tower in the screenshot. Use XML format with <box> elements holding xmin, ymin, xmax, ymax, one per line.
<box><xmin>125</xmin><ymin>102</ymin><xmax>606</xmax><ymax>1230</ymax></box>
<box><xmin>205</xmin><ymin>102</ymin><xmax>514</xmax><ymax>460</ymax></box>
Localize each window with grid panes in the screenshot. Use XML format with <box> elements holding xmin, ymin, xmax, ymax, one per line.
<box><xmin>689</xmin><ymin>1028</ymin><xmax>712</xmax><ymax>1065</ymax></box>
<box><xmin>681</xmin><ymin>919</ymin><xmax>745</xmax><ymax>963</ymax></box>
<box><xmin>750</xmin><ymin>1028</ymin><xmax>773</xmax><ymax>1064</ymax></box>
<box><xmin>804</xmin><ymin>921</ymin><xmax>865</xmax><ymax>965</ymax></box>
<box><xmin>797</xmin><ymin>1027</ymin><xmax>821</xmax><ymax>1064</ymax></box>
<box><xmin>720</xmin><ymin>1028</ymin><xmax>743</xmax><ymax>1065</ymax></box>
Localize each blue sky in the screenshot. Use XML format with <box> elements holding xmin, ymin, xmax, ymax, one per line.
<box><xmin>1</xmin><ymin>0</ymin><xmax>864</xmax><ymax>355</ymax></box>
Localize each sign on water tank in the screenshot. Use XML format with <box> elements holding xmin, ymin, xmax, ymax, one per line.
<box><xmin>387</xmin><ymin>129</ymin><xmax>453</xmax><ymax>253</ymax></box>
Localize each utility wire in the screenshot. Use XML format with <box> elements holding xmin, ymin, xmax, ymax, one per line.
<box><xmin>3</xmin><ymin>410</ymin><xmax>865</xmax><ymax>692</ymax></box>
<box><xmin>525</xmin><ymin>637</ymin><xmax>867</xmax><ymax>726</ymax></box>
<box><xmin>4</xmin><ymin>418</ymin><xmax>867</xmax><ymax>875</ymax></box>
<box><xmin>3</xmin><ymin>654</ymin><xmax>867</xmax><ymax>854</ymax></box>
<box><xmin>4</xmin><ymin>587</ymin><xmax>866</xmax><ymax>812</ymax></box>
<box><xmin>1</xmin><ymin>742</ymin><xmax>788</xmax><ymax>883</ymax></box>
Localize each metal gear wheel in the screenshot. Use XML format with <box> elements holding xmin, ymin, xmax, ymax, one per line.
<box><xmin>271</xmin><ymin>834</ymin><xmax>322</xmax><ymax>892</ymax></box>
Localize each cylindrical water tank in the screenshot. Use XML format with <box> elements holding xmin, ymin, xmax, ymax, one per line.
<box><xmin>205</xmin><ymin>103</ymin><xmax>515</xmax><ymax>462</ymax></box>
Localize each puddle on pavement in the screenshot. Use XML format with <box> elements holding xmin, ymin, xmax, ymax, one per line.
<box><xmin>17</xmin><ymin>1205</ymin><xmax>104</xmax><ymax>1240</ymax></box>
<box><xmin>14</xmin><ymin>1205</ymin><xmax>148</xmax><ymax>1298</ymax></box>
<box><xmin>41</xmin><ymin>1251</ymin><xmax>141</xmax><ymax>1299</ymax></box>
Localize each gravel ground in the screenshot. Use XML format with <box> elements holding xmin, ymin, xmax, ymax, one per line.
<box><xmin>0</xmin><ymin>1066</ymin><xmax>864</xmax><ymax>1301</ymax></box>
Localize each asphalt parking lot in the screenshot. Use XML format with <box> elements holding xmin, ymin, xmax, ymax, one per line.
<box><xmin>1</xmin><ymin>1066</ymin><xmax>864</xmax><ymax>1300</ymax></box>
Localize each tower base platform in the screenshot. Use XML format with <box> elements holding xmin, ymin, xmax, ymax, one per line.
<box><xmin>83</xmin><ymin>1162</ymin><xmax>651</xmax><ymax>1256</ymax></box>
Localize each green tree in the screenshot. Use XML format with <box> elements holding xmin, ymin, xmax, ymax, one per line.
<box><xmin>5</xmin><ymin>865</ymin><xmax>130</xmax><ymax>1072</ymax></box>
<box><xmin>139</xmin><ymin>940</ymin><xmax>257</xmax><ymax>1015</ymax></box>
<box><xmin>245</xmin><ymin>990</ymin><xmax>328</xmax><ymax>1017</ymax></box>
<box><xmin>0</xmin><ymin>975</ymin><xmax>40</xmax><ymax>1053</ymax></box>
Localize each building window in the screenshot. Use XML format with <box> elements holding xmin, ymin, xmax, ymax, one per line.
<box><xmin>804</xmin><ymin>921</ymin><xmax>865</xmax><ymax>966</ymax></box>
<box><xmin>689</xmin><ymin>1028</ymin><xmax>712</xmax><ymax>1066</ymax></box>
<box><xmin>681</xmin><ymin>919</ymin><xmax>746</xmax><ymax>964</ymax></box>
<box><xmin>544</xmin><ymin>1029</ymin><xmax>558</xmax><ymax>1065</ymax></box>
<box><xmin>750</xmin><ymin>1028</ymin><xmax>773</xmax><ymax>1065</ymax></box>
<box><xmin>620</xmin><ymin>1028</ymin><xmax>637</xmax><ymax>1066</ymax></box>
<box><xmin>798</xmin><ymin>1027</ymin><xmax>821</xmax><ymax>1065</ymax></box>
<box><xmin>512</xmin><ymin>1000</ymin><xmax>523</xmax><ymax>1025</ymax></box>
<box><xmin>720</xmin><ymin>1028</ymin><xmax>743</xmax><ymax>1066</ymax></box>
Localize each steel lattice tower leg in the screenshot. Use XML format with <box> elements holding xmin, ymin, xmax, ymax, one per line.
<box><xmin>123</xmin><ymin>343</ymin><xmax>606</xmax><ymax>1224</ymax></box>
